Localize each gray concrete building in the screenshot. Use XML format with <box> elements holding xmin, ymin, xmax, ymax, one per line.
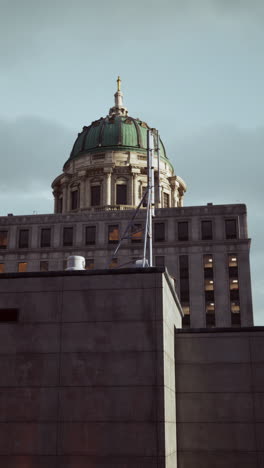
<box><xmin>0</xmin><ymin>268</ymin><xmax>262</xmax><ymax>468</ymax></box>
<box><xmin>0</xmin><ymin>78</ymin><xmax>253</xmax><ymax>328</ymax></box>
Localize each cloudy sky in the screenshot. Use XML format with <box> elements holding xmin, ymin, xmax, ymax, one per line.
<box><xmin>1</xmin><ymin>0</ymin><xmax>263</xmax><ymax>323</ymax></box>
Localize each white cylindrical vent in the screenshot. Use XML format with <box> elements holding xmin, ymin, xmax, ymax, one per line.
<box><xmin>66</xmin><ymin>255</ymin><xmax>85</xmax><ymax>271</ymax></box>
<box><xmin>134</xmin><ymin>259</ymin><xmax>149</xmax><ymax>268</ymax></box>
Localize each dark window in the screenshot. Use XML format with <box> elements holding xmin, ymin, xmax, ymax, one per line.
<box><xmin>182</xmin><ymin>314</ymin><xmax>190</xmax><ymax>327</ymax></box>
<box><xmin>204</xmin><ymin>268</ymin><xmax>214</xmax><ymax>279</ymax></box>
<box><xmin>231</xmin><ymin>313</ymin><xmax>241</xmax><ymax>326</ymax></box>
<box><xmin>19</xmin><ymin>229</ymin><xmax>29</xmax><ymax>248</ymax></box>
<box><xmin>205</xmin><ymin>290</ymin><xmax>214</xmax><ymax>302</ymax></box>
<box><xmin>225</xmin><ymin>219</ymin><xmax>237</xmax><ymax>239</ymax></box>
<box><xmin>86</xmin><ymin>258</ymin><xmax>94</xmax><ymax>270</ymax></box>
<box><xmin>63</xmin><ymin>227</ymin><xmax>73</xmax><ymax>246</ymax></box>
<box><xmin>108</xmin><ymin>225</ymin><xmax>119</xmax><ymax>244</ymax></box>
<box><xmin>155</xmin><ymin>256</ymin><xmax>165</xmax><ymax>267</ymax></box>
<box><xmin>201</xmin><ymin>220</ymin><xmax>213</xmax><ymax>240</ymax></box>
<box><xmin>206</xmin><ymin>313</ymin><xmax>216</xmax><ymax>327</ymax></box>
<box><xmin>91</xmin><ymin>186</ymin><xmax>101</xmax><ymax>206</ymax></box>
<box><xmin>40</xmin><ymin>228</ymin><xmax>51</xmax><ymax>248</ymax></box>
<box><xmin>116</xmin><ymin>185</ymin><xmax>127</xmax><ymax>205</ymax></box>
<box><xmin>131</xmin><ymin>224</ymin><xmax>142</xmax><ymax>243</ymax></box>
<box><xmin>0</xmin><ymin>308</ymin><xmax>19</xmax><ymax>322</ymax></box>
<box><xmin>230</xmin><ymin>289</ymin><xmax>239</xmax><ymax>301</ymax></box>
<box><xmin>154</xmin><ymin>223</ymin><xmax>165</xmax><ymax>242</ymax></box>
<box><xmin>86</xmin><ymin>226</ymin><xmax>96</xmax><ymax>245</ymax></box>
<box><xmin>71</xmin><ymin>189</ymin><xmax>79</xmax><ymax>210</ymax></box>
<box><xmin>178</xmin><ymin>222</ymin><xmax>189</xmax><ymax>241</ymax></box>
<box><xmin>229</xmin><ymin>266</ymin><xmax>238</xmax><ymax>278</ymax></box>
<box><xmin>109</xmin><ymin>258</ymin><xmax>118</xmax><ymax>268</ymax></box>
<box><xmin>40</xmin><ymin>261</ymin><xmax>48</xmax><ymax>272</ymax></box>
<box><xmin>163</xmin><ymin>192</ymin><xmax>169</xmax><ymax>208</ymax></box>
<box><xmin>58</xmin><ymin>197</ymin><xmax>63</xmax><ymax>213</ymax></box>
<box><xmin>179</xmin><ymin>255</ymin><xmax>190</xmax><ymax>304</ymax></box>
<box><xmin>0</xmin><ymin>231</ymin><xmax>8</xmax><ymax>249</ymax></box>
<box><xmin>179</xmin><ymin>255</ymin><xmax>189</xmax><ymax>278</ymax></box>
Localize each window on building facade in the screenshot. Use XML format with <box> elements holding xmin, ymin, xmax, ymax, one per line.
<box><xmin>155</xmin><ymin>256</ymin><xmax>165</xmax><ymax>267</ymax></box>
<box><xmin>58</xmin><ymin>196</ymin><xmax>63</xmax><ymax>213</ymax></box>
<box><xmin>86</xmin><ymin>258</ymin><xmax>94</xmax><ymax>270</ymax></box>
<box><xmin>18</xmin><ymin>262</ymin><xmax>27</xmax><ymax>272</ymax></box>
<box><xmin>0</xmin><ymin>264</ymin><xmax>5</xmax><ymax>273</ymax></box>
<box><xmin>18</xmin><ymin>229</ymin><xmax>29</xmax><ymax>248</ymax></box>
<box><xmin>178</xmin><ymin>221</ymin><xmax>189</xmax><ymax>241</ymax></box>
<box><xmin>204</xmin><ymin>255</ymin><xmax>215</xmax><ymax>327</ymax></box>
<box><xmin>0</xmin><ymin>308</ymin><xmax>19</xmax><ymax>322</ymax></box>
<box><xmin>141</xmin><ymin>186</ymin><xmax>147</xmax><ymax>207</ymax></box>
<box><xmin>108</xmin><ymin>225</ymin><xmax>119</xmax><ymax>244</ymax></box>
<box><xmin>63</xmin><ymin>227</ymin><xmax>73</xmax><ymax>246</ymax></box>
<box><xmin>154</xmin><ymin>223</ymin><xmax>165</xmax><ymax>242</ymax></box>
<box><xmin>131</xmin><ymin>224</ymin><xmax>142</xmax><ymax>243</ymax></box>
<box><xmin>201</xmin><ymin>220</ymin><xmax>213</xmax><ymax>240</ymax></box>
<box><xmin>228</xmin><ymin>254</ymin><xmax>240</xmax><ymax>326</ymax></box>
<box><xmin>116</xmin><ymin>184</ymin><xmax>127</xmax><ymax>205</ymax></box>
<box><xmin>179</xmin><ymin>255</ymin><xmax>190</xmax><ymax>327</ymax></box>
<box><xmin>0</xmin><ymin>231</ymin><xmax>8</xmax><ymax>249</ymax></box>
<box><xmin>85</xmin><ymin>226</ymin><xmax>96</xmax><ymax>245</ymax></box>
<box><xmin>40</xmin><ymin>261</ymin><xmax>49</xmax><ymax>272</ymax></box>
<box><xmin>225</xmin><ymin>219</ymin><xmax>237</xmax><ymax>239</ymax></box>
<box><xmin>71</xmin><ymin>189</ymin><xmax>79</xmax><ymax>210</ymax></box>
<box><xmin>91</xmin><ymin>185</ymin><xmax>101</xmax><ymax>206</ymax></box>
<box><xmin>40</xmin><ymin>228</ymin><xmax>51</xmax><ymax>248</ymax></box>
<box><xmin>109</xmin><ymin>258</ymin><xmax>118</xmax><ymax>268</ymax></box>
<box><xmin>163</xmin><ymin>192</ymin><xmax>169</xmax><ymax>208</ymax></box>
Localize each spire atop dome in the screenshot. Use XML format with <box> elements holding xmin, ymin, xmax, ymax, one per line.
<box><xmin>117</xmin><ymin>76</ymin><xmax>121</xmax><ymax>92</ymax></box>
<box><xmin>109</xmin><ymin>76</ymin><xmax>128</xmax><ymax>117</ymax></box>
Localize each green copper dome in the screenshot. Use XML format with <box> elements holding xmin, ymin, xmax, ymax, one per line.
<box><xmin>65</xmin><ymin>115</ymin><xmax>168</xmax><ymax>165</ymax></box>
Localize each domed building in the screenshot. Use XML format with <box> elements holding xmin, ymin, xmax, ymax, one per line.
<box><xmin>0</xmin><ymin>78</ymin><xmax>253</xmax><ymax>330</ymax></box>
<box><xmin>52</xmin><ymin>77</ymin><xmax>186</xmax><ymax>213</ymax></box>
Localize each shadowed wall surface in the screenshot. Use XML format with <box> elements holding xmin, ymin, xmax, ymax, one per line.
<box><xmin>0</xmin><ymin>268</ymin><xmax>182</xmax><ymax>468</ymax></box>
<box><xmin>175</xmin><ymin>327</ymin><xmax>264</xmax><ymax>468</ymax></box>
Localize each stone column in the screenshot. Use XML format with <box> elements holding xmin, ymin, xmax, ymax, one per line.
<box><xmin>79</xmin><ymin>176</ymin><xmax>86</xmax><ymax>209</ymax></box>
<box><xmin>62</xmin><ymin>184</ymin><xmax>67</xmax><ymax>213</ymax></box>
<box><xmin>106</xmin><ymin>172</ymin><xmax>112</xmax><ymax>205</ymax></box>
<box><xmin>129</xmin><ymin>175</ymin><xmax>133</xmax><ymax>205</ymax></box>
<box><xmin>133</xmin><ymin>173</ymin><xmax>137</xmax><ymax>206</ymax></box>
<box><xmin>86</xmin><ymin>178</ymin><xmax>91</xmax><ymax>208</ymax></box>
<box><xmin>52</xmin><ymin>190</ymin><xmax>58</xmax><ymax>213</ymax></box>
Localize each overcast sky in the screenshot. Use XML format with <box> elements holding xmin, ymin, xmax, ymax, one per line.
<box><xmin>0</xmin><ymin>0</ymin><xmax>263</xmax><ymax>323</ymax></box>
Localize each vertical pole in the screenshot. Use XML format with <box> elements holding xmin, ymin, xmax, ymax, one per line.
<box><xmin>147</xmin><ymin>130</ymin><xmax>154</xmax><ymax>267</ymax></box>
<box><xmin>157</xmin><ymin>131</ymin><xmax>161</xmax><ymax>207</ymax></box>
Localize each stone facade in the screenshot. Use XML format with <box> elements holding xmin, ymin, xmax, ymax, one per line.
<box><xmin>0</xmin><ymin>202</ymin><xmax>253</xmax><ymax>328</ymax></box>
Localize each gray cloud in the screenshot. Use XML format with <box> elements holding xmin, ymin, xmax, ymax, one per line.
<box><xmin>0</xmin><ymin>115</ymin><xmax>74</xmax><ymax>193</ymax></box>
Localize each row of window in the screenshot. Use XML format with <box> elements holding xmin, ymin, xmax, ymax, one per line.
<box><xmin>0</xmin><ymin>255</ymin><xmax>165</xmax><ymax>274</ymax></box>
<box><xmin>180</xmin><ymin>253</ymin><xmax>241</xmax><ymax>328</ymax></box>
<box><xmin>59</xmin><ymin>185</ymin><xmax>171</xmax><ymax>211</ymax></box>
<box><xmin>0</xmin><ymin>218</ymin><xmax>239</xmax><ymax>250</ymax></box>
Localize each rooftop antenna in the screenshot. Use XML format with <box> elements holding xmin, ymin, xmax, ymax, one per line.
<box><xmin>109</xmin><ymin>127</ymin><xmax>160</xmax><ymax>268</ymax></box>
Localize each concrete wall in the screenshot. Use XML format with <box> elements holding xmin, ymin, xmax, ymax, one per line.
<box><xmin>175</xmin><ymin>328</ymin><xmax>264</xmax><ymax>468</ymax></box>
<box><xmin>0</xmin><ymin>268</ymin><xmax>182</xmax><ymax>468</ymax></box>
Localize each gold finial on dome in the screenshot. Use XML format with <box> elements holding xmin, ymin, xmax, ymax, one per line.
<box><xmin>117</xmin><ymin>76</ymin><xmax>121</xmax><ymax>92</ymax></box>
